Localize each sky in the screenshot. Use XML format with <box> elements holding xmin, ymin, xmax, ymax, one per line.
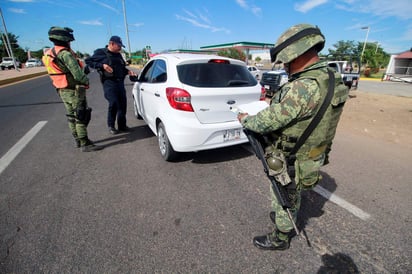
<box><xmin>1</xmin><ymin>0</ymin><xmax>411</xmax><ymax>56</ymax></box>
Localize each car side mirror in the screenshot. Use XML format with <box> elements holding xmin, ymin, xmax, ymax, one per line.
<box><xmin>129</xmin><ymin>75</ymin><xmax>139</xmax><ymax>82</ymax></box>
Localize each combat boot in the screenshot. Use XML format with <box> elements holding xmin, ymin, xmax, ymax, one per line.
<box><xmin>80</xmin><ymin>139</ymin><xmax>103</xmax><ymax>152</ymax></box>
<box><xmin>253</xmin><ymin>229</ymin><xmax>293</xmax><ymax>251</ymax></box>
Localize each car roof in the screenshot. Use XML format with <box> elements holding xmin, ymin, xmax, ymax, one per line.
<box><xmin>151</xmin><ymin>53</ymin><xmax>246</xmax><ymax>66</ymax></box>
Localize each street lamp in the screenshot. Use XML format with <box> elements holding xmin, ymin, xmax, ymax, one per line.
<box><xmin>360</xmin><ymin>26</ymin><xmax>370</xmax><ymax>64</ymax></box>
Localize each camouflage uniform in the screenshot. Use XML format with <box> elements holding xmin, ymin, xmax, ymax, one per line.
<box><xmin>55</xmin><ymin>50</ymin><xmax>90</xmax><ymax>146</ymax></box>
<box><xmin>242</xmin><ymin>59</ymin><xmax>348</xmax><ymax>234</ymax></box>
<box><xmin>44</xmin><ymin>26</ymin><xmax>101</xmax><ymax>152</ymax></box>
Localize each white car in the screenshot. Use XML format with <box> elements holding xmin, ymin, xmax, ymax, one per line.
<box><xmin>25</xmin><ymin>58</ymin><xmax>42</xmax><ymax>68</ymax></box>
<box><xmin>132</xmin><ymin>53</ymin><xmax>266</xmax><ymax>161</ymax></box>
<box><xmin>1</xmin><ymin>57</ymin><xmax>21</xmax><ymax>70</ymax></box>
<box><xmin>247</xmin><ymin>65</ymin><xmax>262</xmax><ymax>80</ymax></box>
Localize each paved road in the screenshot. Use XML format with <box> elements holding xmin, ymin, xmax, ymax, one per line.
<box><xmin>357</xmin><ymin>78</ymin><xmax>411</xmax><ymax>97</ymax></box>
<box><xmin>0</xmin><ymin>71</ymin><xmax>411</xmax><ymax>273</ymax></box>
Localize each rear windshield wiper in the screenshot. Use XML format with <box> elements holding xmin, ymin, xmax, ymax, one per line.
<box><xmin>227</xmin><ymin>80</ymin><xmax>249</xmax><ymax>86</ymax></box>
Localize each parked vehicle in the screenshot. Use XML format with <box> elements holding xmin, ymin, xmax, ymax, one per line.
<box><xmin>0</xmin><ymin>57</ymin><xmax>21</xmax><ymax>70</ymax></box>
<box><xmin>132</xmin><ymin>53</ymin><xmax>266</xmax><ymax>161</ymax></box>
<box><xmin>247</xmin><ymin>65</ymin><xmax>262</xmax><ymax>80</ymax></box>
<box><xmin>25</xmin><ymin>58</ymin><xmax>42</xmax><ymax>68</ymax></box>
<box><xmin>260</xmin><ymin>69</ymin><xmax>288</xmax><ymax>97</ymax></box>
<box><xmin>327</xmin><ymin>56</ymin><xmax>360</xmax><ymax>89</ymax></box>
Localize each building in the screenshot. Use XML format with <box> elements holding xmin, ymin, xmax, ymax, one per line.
<box><xmin>384</xmin><ymin>49</ymin><xmax>412</xmax><ymax>82</ymax></box>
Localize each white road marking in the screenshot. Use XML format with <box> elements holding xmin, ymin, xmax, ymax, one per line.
<box><xmin>0</xmin><ymin>121</ymin><xmax>47</xmax><ymax>175</ymax></box>
<box><xmin>241</xmin><ymin>144</ymin><xmax>371</xmax><ymax>220</ymax></box>
<box><xmin>313</xmin><ymin>185</ymin><xmax>371</xmax><ymax>220</ymax></box>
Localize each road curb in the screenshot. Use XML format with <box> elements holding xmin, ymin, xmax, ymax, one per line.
<box><xmin>0</xmin><ymin>71</ymin><xmax>48</xmax><ymax>86</ymax></box>
<box><xmin>359</xmin><ymin>77</ymin><xmax>382</xmax><ymax>82</ymax></box>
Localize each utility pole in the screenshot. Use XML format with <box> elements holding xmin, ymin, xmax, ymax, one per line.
<box><xmin>122</xmin><ymin>0</ymin><xmax>132</xmax><ymax>59</ymax></box>
<box><xmin>360</xmin><ymin>26</ymin><xmax>370</xmax><ymax>65</ymax></box>
<box><xmin>0</xmin><ymin>8</ymin><xmax>19</xmax><ymax>70</ymax></box>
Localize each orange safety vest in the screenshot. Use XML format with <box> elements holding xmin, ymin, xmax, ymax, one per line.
<box><xmin>42</xmin><ymin>46</ymin><xmax>83</xmax><ymax>89</ymax></box>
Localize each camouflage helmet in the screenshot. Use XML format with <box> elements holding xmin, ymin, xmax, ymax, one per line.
<box><xmin>270</xmin><ymin>24</ymin><xmax>325</xmax><ymax>64</ymax></box>
<box><xmin>48</xmin><ymin>26</ymin><xmax>75</xmax><ymax>42</ymax></box>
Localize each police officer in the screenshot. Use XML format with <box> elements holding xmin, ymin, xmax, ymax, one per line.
<box><xmin>238</xmin><ymin>24</ymin><xmax>349</xmax><ymax>250</ymax></box>
<box><xmin>86</xmin><ymin>36</ymin><xmax>137</xmax><ymax>135</ymax></box>
<box><xmin>43</xmin><ymin>26</ymin><xmax>102</xmax><ymax>152</ymax></box>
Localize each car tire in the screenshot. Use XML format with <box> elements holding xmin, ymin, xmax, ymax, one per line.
<box><xmin>133</xmin><ymin>96</ymin><xmax>143</xmax><ymax>120</ymax></box>
<box><xmin>157</xmin><ymin>122</ymin><xmax>178</xmax><ymax>161</ymax></box>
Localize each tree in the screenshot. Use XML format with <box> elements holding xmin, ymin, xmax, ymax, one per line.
<box><xmin>0</xmin><ymin>32</ymin><xmax>25</xmax><ymax>61</ymax></box>
<box><xmin>217</xmin><ymin>48</ymin><xmax>246</xmax><ymax>62</ymax></box>
<box><xmin>327</xmin><ymin>39</ymin><xmax>390</xmax><ymax>76</ymax></box>
<box><xmin>356</xmin><ymin>42</ymin><xmax>390</xmax><ymax>70</ymax></box>
<box><xmin>327</xmin><ymin>40</ymin><xmax>359</xmax><ymax>60</ymax></box>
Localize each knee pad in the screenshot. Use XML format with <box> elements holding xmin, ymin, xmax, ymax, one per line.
<box><xmin>76</xmin><ymin>106</ymin><xmax>92</xmax><ymax>126</ymax></box>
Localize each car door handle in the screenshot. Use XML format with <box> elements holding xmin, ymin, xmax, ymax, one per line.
<box><xmin>140</xmin><ymin>88</ymin><xmax>144</xmax><ymax>91</ymax></box>
<box><xmin>154</xmin><ymin>93</ymin><xmax>160</xmax><ymax>97</ymax></box>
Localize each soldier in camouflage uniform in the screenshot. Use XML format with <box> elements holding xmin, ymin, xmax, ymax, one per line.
<box><xmin>43</xmin><ymin>27</ymin><xmax>102</xmax><ymax>152</ymax></box>
<box><xmin>238</xmin><ymin>24</ymin><xmax>349</xmax><ymax>250</ymax></box>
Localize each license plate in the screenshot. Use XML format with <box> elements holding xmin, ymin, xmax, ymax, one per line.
<box><xmin>264</xmin><ymin>85</ymin><xmax>270</xmax><ymax>90</ymax></box>
<box><xmin>223</xmin><ymin>129</ymin><xmax>241</xmax><ymax>142</ymax></box>
<box><xmin>346</xmin><ymin>76</ymin><xmax>352</xmax><ymax>81</ymax></box>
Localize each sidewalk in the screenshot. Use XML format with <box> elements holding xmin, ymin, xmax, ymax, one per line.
<box><xmin>0</xmin><ymin>66</ymin><xmax>47</xmax><ymax>86</ymax></box>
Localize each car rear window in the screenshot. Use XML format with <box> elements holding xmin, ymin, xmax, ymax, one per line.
<box><xmin>177</xmin><ymin>63</ymin><xmax>257</xmax><ymax>87</ymax></box>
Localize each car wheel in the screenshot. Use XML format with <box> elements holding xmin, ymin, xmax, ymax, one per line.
<box><xmin>157</xmin><ymin>122</ymin><xmax>178</xmax><ymax>161</ymax></box>
<box><xmin>133</xmin><ymin>96</ymin><xmax>143</xmax><ymax>120</ymax></box>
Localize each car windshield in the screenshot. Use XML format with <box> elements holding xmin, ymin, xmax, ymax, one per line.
<box><xmin>177</xmin><ymin>63</ymin><xmax>257</xmax><ymax>87</ymax></box>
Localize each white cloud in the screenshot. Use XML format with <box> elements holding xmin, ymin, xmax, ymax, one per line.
<box><xmin>235</xmin><ymin>0</ymin><xmax>262</xmax><ymax>16</ymax></box>
<box><xmin>175</xmin><ymin>10</ymin><xmax>230</xmax><ymax>34</ymax></box>
<box><xmin>295</xmin><ymin>0</ymin><xmax>328</xmax><ymax>13</ymax></box>
<box><xmin>336</xmin><ymin>0</ymin><xmax>412</xmax><ymax>20</ymax></box>
<box><xmin>251</xmin><ymin>7</ymin><xmax>262</xmax><ymax>16</ymax></box>
<box><xmin>130</xmin><ymin>23</ymin><xmax>144</xmax><ymax>28</ymax></box>
<box><xmin>236</xmin><ymin>0</ymin><xmax>248</xmax><ymax>9</ymax></box>
<box><xmin>8</xmin><ymin>8</ymin><xmax>26</xmax><ymax>14</ymax></box>
<box><xmin>91</xmin><ymin>0</ymin><xmax>119</xmax><ymax>14</ymax></box>
<box><xmin>183</xmin><ymin>9</ymin><xmax>197</xmax><ymax>19</ymax></box>
<box><xmin>78</xmin><ymin>19</ymin><xmax>103</xmax><ymax>26</ymax></box>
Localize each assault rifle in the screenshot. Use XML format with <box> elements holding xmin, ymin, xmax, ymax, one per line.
<box><xmin>243</xmin><ymin>128</ymin><xmax>300</xmax><ymax>236</ymax></box>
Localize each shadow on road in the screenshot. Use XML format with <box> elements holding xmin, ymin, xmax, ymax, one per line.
<box><xmin>298</xmin><ymin>172</ymin><xmax>337</xmax><ymax>235</ymax></box>
<box><xmin>92</xmin><ymin>124</ymin><xmax>154</xmax><ymax>147</ymax></box>
<box><xmin>177</xmin><ymin>144</ymin><xmax>253</xmax><ymax>163</ymax></box>
<box><xmin>317</xmin><ymin>252</ymin><xmax>360</xmax><ymax>274</ymax></box>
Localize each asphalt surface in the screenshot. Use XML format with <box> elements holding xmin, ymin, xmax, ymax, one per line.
<box><xmin>0</xmin><ymin>70</ymin><xmax>411</xmax><ymax>273</ymax></box>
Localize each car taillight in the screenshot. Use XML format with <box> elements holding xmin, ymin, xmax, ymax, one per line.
<box><xmin>259</xmin><ymin>86</ymin><xmax>266</xmax><ymax>101</ymax></box>
<box><xmin>208</xmin><ymin>59</ymin><xmax>230</xmax><ymax>64</ymax></box>
<box><xmin>166</xmin><ymin>87</ymin><xmax>194</xmax><ymax>112</ymax></box>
